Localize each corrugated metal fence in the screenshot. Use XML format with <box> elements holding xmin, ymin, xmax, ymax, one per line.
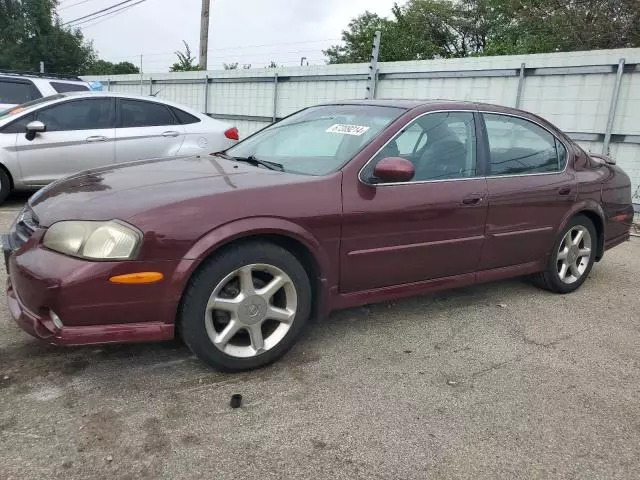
<box><xmin>84</xmin><ymin>48</ymin><xmax>640</xmax><ymax>206</ymax></box>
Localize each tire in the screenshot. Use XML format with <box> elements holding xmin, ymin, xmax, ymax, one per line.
<box><xmin>533</xmin><ymin>215</ymin><xmax>597</xmax><ymax>294</ymax></box>
<box><xmin>0</xmin><ymin>168</ymin><xmax>11</xmax><ymax>205</ymax></box>
<box><xmin>179</xmin><ymin>241</ymin><xmax>312</xmax><ymax>371</ymax></box>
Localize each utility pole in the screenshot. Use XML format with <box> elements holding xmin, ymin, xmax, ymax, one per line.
<box><xmin>140</xmin><ymin>53</ymin><xmax>144</xmax><ymax>95</ymax></box>
<box><xmin>199</xmin><ymin>0</ymin><xmax>211</xmax><ymax>70</ymax></box>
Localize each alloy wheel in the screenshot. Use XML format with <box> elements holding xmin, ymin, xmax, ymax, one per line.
<box><xmin>204</xmin><ymin>263</ymin><xmax>298</xmax><ymax>358</ymax></box>
<box><xmin>556</xmin><ymin>225</ymin><xmax>592</xmax><ymax>284</ymax></box>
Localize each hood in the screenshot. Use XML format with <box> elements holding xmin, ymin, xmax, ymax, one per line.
<box><xmin>30</xmin><ymin>155</ymin><xmax>307</xmax><ymax>226</ymax></box>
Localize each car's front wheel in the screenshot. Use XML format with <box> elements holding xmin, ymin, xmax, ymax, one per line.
<box><xmin>179</xmin><ymin>241</ymin><xmax>312</xmax><ymax>371</ymax></box>
<box><xmin>0</xmin><ymin>168</ymin><xmax>12</xmax><ymax>205</ymax></box>
<box><xmin>534</xmin><ymin>215</ymin><xmax>597</xmax><ymax>293</ymax></box>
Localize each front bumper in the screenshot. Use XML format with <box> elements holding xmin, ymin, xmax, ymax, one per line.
<box><xmin>4</xmin><ymin>235</ymin><xmax>187</xmax><ymax>346</ymax></box>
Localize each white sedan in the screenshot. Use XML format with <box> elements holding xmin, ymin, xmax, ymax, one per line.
<box><xmin>0</xmin><ymin>92</ymin><xmax>239</xmax><ymax>203</ymax></box>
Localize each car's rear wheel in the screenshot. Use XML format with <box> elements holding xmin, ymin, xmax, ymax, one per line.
<box><xmin>179</xmin><ymin>241</ymin><xmax>312</xmax><ymax>371</ymax></box>
<box><xmin>533</xmin><ymin>215</ymin><xmax>596</xmax><ymax>293</ymax></box>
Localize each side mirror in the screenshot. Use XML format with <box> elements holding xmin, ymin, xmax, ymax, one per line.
<box><xmin>25</xmin><ymin>121</ymin><xmax>46</xmax><ymax>141</ymax></box>
<box><xmin>372</xmin><ymin>157</ymin><xmax>415</xmax><ymax>184</ymax></box>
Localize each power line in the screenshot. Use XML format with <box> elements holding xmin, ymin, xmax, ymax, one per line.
<box><xmin>106</xmin><ymin>49</ymin><xmax>329</xmax><ymax>64</ymax></box>
<box><xmin>63</xmin><ymin>0</ymin><xmax>139</xmax><ymax>25</ymax></box>
<box><xmin>59</xmin><ymin>0</ymin><xmax>100</xmax><ymax>10</ymax></box>
<box><xmin>101</xmin><ymin>38</ymin><xmax>342</xmax><ymax>59</ymax></box>
<box><xmin>69</xmin><ymin>0</ymin><xmax>148</xmax><ymax>27</ymax></box>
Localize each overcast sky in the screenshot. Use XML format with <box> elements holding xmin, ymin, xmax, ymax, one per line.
<box><xmin>58</xmin><ymin>0</ymin><xmax>397</xmax><ymax>72</ymax></box>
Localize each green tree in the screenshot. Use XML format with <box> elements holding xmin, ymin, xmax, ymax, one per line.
<box><xmin>170</xmin><ymin>41</ymin><xmax>200</xmax><ymax>72</ymax></box>
<box><xmin>0</xmin><ymin>0</ymin><xmax>96</xmax><ymax>74</ymax></box>
<box><xmin>325</xmin><ymin>0</ymin><xmax>640</xmax><ymax>63</ymax></box>
<box><xmin>324</xmin><ymin>11</ymin><xmax>398</xmax><ymax>63</ymax></box>
<box><xmin>86</xmin><ymin>60</ymin><xmax>140</xmax><ymax>75</ymax></box>
<box><xmin>481</xmin><ymin>0</ymin><xmax>640</xmax><ymax>55</ymax></box>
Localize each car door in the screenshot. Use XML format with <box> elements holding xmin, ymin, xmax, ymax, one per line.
<box><xmin>15</xmin><ymin>97</ymin><xmax>116</xmax><ymax>186</ymax></box>
<box><xmin>478</xmin><ymin>112</ymin><xmax>576</xmax><ymax>270</ymax></box>
<box><xmin>340</xmin><ymin>110</ymin><xmax>489</xmax><ymax>293</ymax></box>
<box><xmin>115</xmin><ymin>98</ymin><xmax>185</xmax><ymax>162</ymax></box>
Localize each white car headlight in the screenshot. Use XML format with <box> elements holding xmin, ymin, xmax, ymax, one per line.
<box><xmin>43</xmin><ymin>220</ymin><xmax>141</xmax><ymax>260</ymax></box>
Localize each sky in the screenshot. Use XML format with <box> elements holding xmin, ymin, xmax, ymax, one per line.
<box><xmin>57</xmin><ymin>0</ymin><xmax>397</xmax><ymax>72</ymax></box>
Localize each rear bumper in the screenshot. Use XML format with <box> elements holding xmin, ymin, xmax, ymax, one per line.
<box><xmin>6</xmin><ymin>239</ymin><xmax>188</xmax><ymax>346</ymax></box>
<box><xmin>604</xmin><ymin>230</ymin><xmax>630</xmax><ymax>251</ymax></box>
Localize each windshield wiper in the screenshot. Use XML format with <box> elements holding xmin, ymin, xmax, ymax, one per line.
<box><xmin>220</xmin><ymin>153</ymin><xmax>284</xmax><ymax>172</ymax></box>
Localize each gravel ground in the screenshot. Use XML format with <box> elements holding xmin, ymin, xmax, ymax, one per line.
<box><xmin>1</xmin><ymin>193</ymin><xmax>639</xmax><ymax>480</ymax></box>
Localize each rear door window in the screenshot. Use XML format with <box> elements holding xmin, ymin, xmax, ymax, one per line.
<box><xmin>120</xmin><ymin>99</ymin><xmax>175</xmax><ymax>127</ymax></box>
<box><xmin>0</xmin><ymin>80</ymin><xmax>40</xmax><ymax>105</ymax></box>
<box><xmin>50</xmin><ymin>82</ymin><xmax>90</xmax><ymax>93</ymax></box>
<box><xmin>483</xmin><ymin>113</ymin><xmax>567</xmax><ymax>175</ymax></box>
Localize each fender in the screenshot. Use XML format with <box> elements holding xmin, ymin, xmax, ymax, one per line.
<box><xmin>558</xmin><ymin>199</ymin><xmax>605</xmax><ymax>231</ymax></box>
<box><xmin>171</xmin><ymin>216</ymin><xmax>333</xmax><ymax>295</ymax></box>
<box><xmin>556</xmin><ymin>199</ymin><xmax>606</xmax><ymax>257</ymax></box>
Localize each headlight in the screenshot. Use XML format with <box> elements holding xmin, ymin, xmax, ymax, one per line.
<box><xmin>43</xmin><ymin>220</ymin><xmax>141</xmax><ymax>260</ymax></box>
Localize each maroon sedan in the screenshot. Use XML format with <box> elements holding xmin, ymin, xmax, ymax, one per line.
<box><xmin>4</xmin><ymin>100</ymin><xmax>633</xmax><ymax>371</ymax></box>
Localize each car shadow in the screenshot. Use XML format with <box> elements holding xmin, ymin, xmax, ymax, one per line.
<box><xmin>4</xmin><ymin>191</ymin><xmax>32</xmax><ymax>208</ymax></box>
<box><xmin>1</xmin><ymin>277</ymin><xmax>538</xmax><ymax>385</ymax></box>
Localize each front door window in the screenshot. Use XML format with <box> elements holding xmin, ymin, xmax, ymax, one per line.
<box><xmin>365</xmin><ymin>111</ymin><xmax>477</xmax><ymax>182</ymax></box>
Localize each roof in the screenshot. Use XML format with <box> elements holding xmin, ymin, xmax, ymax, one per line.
<box><xmin>0</xmin><ymin>70</ymin><xmax>84</xmax><ymax>82</ymax></box>
<box><xmin>55</xmin><ymin>92</ymin><xmax>212</xmax><ymax>115</ymax></box>
<box><xmin>322</xmin><ymin>99</ymin><xmax>479</xmax><ymax>109</ymax></box>
<box><xmin>61</xmin><ymin>91</ymin><xmax>155</xmax><ymax>100</ymax></box>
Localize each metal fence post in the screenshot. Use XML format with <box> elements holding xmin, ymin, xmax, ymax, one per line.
<box><xmin>603</xmin><ymin>58</ymin><xmax>626</xmax><ymax>155</ymax></box>
<box><xmin>149</xmin><ymin>77</ymin><xmax>153</xmax><ymax>95</ymax></box>
<box><xmin>203</xmin><ymin>75</ymin><xmax>209</xmax><ymax>114</ymax></box>
<box><xmin>515</xmin><ymin>63</ymin><xmax>526</xmax><ymax>108</ymax></box>
<box><xmin>365</xmin><ymin>30</ymin><xmax>381</xmax><ymax>99</ymax></box>
<box><xmin>106</xmin><ymin>79</ymin><xmax>111</xmax><ymax>91</ymax></box>
<box><xmin>272</xmin><ymin>73</ymin><xmax>279</xmax><ymax>122</ymax></box>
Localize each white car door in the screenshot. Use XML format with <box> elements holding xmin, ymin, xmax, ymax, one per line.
<box><xmin>15</xmin><ymin>97</ymin><xmax>116</xmax><ymax>186</ymax></box>
<box><xmin>115</xmin><ymin>98</ymin><xmax>185</xmax><ymax>162</ymax></box>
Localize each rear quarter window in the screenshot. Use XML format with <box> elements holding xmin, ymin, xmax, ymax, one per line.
<box><xmin>171</xmin><ymin>107</ymin><xmax>200</xmax><ymax>125</ymax></box>
<box><xmin>0</xmin><ymin>80</ymin><xmax>40</xmax><ymax>104</ymax></box>
<box><xmin>50</xmin><ymin>82</ymin><xmax>90</xmax><ymax>93</ymax></box>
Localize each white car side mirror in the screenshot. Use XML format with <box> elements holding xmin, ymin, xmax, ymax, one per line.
<box><xmin>25</xmin><ymin>121</ymin><xmax>46</xmax><ymax>141</ymax></box>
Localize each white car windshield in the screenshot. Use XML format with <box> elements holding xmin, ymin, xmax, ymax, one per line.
<box><xmin>225</xmin><ymin>105</ymin><xmax>405</xmax><ymax>175</ymax></box>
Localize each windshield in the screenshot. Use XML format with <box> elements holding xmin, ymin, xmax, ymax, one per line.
<box><xmin>225</xmin><ymin>104</ymin><xmax>405</xmax><ymax>175</ymax></box>
<box><xmin>0</xmin><ymin>94</ymin><xmax>65</xmax><ymax>121</ymax></box>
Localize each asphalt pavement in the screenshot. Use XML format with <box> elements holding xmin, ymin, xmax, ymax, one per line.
<box><xmin>1</xmin><ymin>193</ymin><xmax>639</xmax><ymax>480</ymax></box>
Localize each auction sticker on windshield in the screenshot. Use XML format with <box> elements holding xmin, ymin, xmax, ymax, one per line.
<box><xmin>326</xmin><ymin>124</ymin><xmax>370</xmax><ymax>136</ymax></box>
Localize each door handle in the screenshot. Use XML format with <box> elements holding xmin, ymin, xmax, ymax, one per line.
<box><xmin>162</xmin><ymin>131</ymin><xmax>181</xmax><ymax>137</ymax></box>
<box><xmin>462</xmin><ymin>194</ymin><xmax>485</xmax><ymax>206</ymax></box>
<box><xmin>86</xmin><ymin>136</ymin><xmax>108</xmax><ymax>143</ymax></box>
<box><xmin>558</xmin><ymin>186</ymin><xmax>572</xmax><ymax>196</ymax></box>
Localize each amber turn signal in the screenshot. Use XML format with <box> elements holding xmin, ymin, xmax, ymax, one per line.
<box><xmin>109</xmin><ymin>272</ymin><xmax>164</xmax><ymax>284</ymax></box>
